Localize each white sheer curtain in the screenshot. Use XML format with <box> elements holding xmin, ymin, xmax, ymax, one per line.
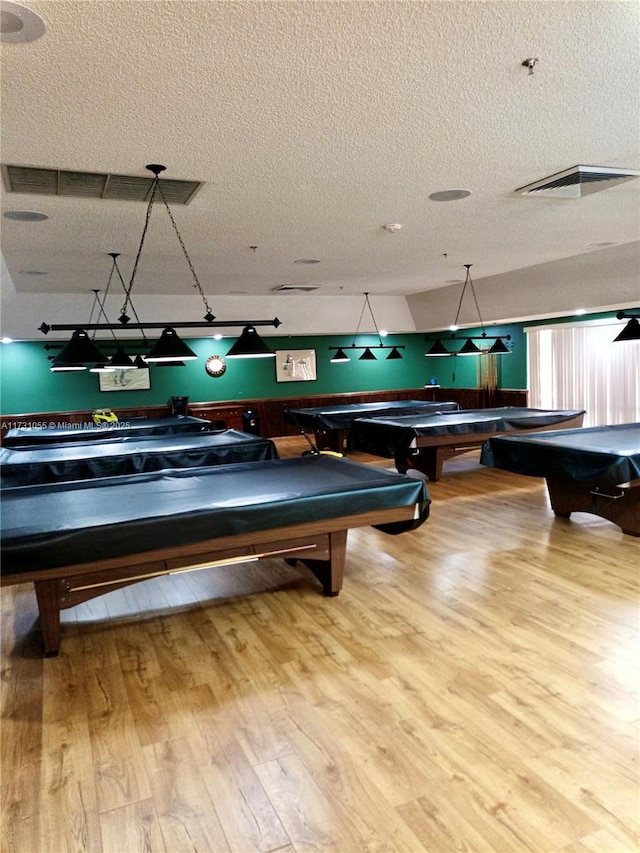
<box><xmin>527</xmin><ymin>320</ymin><xmax>640</xmax><ymax>427</ymax></box>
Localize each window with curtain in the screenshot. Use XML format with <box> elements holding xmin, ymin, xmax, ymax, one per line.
<box><xmin>527</xmin><ymin>319</ymin><xmax>640</xmax><ymax>427</ymax></box>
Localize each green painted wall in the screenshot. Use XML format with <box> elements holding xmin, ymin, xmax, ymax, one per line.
<box><xmin>0</xmin><ymin>325</ymin><xmax>526</xmax><ymax>415</ymax></box>
<box><xmin>3</xmin><ymin>314</ymin><xmax>601</xmax><ymax>415</ymax></box>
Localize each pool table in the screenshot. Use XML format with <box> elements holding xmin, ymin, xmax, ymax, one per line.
<box><xmin>348</xmin><ymin>407</ymin><xmax>586</xmax><ymax>480</ymax></box>
<box><xmin>0</xmin><ymin>429</ymin><xmax>278</xmax><ymax>487</ymax></box>
<box><xmin>284</xmin><ymin>399</ymin><xmax>460</xmax><ymax>452</ymax></box>
<box><xmin>0</xmin><ymin>455</ymin><xmax>430</xmax><ymax>655</ymax></box>
<box><xmin>480</xmin><ymin>423</ymin><xmax>640</xmax><ymax>536</ymax></box>
<box><xmin>2</xmin><ymin>414</ymin><xmax>214</xmax><ymax>447</ymax></box>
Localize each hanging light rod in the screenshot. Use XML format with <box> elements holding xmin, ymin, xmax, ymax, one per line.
<box><xmin>450</xmin><ymin>333</ymin><xmax>511</xmax><ymax>342</ymax></box>
<box><xmin>329</xmin><ymin>343</ymin><xmax>405</xmax><ymax>362</ymax></box>
<box><xmin>43</xmin><ymin>165</ymin><xmax>281</xmax><ymax>367</ymax></box>
<box><xmin>425</xmin><ymin>332</ymin><xmax>512</xmax><ymax>356</ymax></box>
<box><xmin>329</xmin><ymin>292</ymin><xmax>403</xmax><ymax>362</ymax></box>
<box><xmin>328</xmin><ymin>344</ymin><xmax>406</xmax><ymax>351</ymax></box>
<box><xmin>424</xmin><ymin>265</ymin><xmax>513</xmax><ymax>356</ymax></box>
<box><xmin>39</xmin><ymin>318</ymin><xmax>280</xmax><ymax>333</ymax></box>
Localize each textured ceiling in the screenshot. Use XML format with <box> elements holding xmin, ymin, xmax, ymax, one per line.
<box><xmin>1</xmin><ymin>0</ymin><xmax>639</xmax><ymax>338</ymax></box>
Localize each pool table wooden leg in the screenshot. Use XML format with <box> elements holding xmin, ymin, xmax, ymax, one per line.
<box><xmin>297</xmin><ymin>529</ymin><xmax>347</xmax><ymax>595</ymax></box>
<box><xmin>395</xmin><ymin>448</ymin><xmax>442</xmax><ymax>481</ymax></box>
<box><xmin>546</xmin><ymin>477</ymin><xmax>640</xmax><ymax>537</ymax></box>
<box><xmin>313</xmin><ymin>429</ymin><xmax>344</xmax><ymax>453</ymax></box>
<box><xmin>34</xmin><ymin>578</ymin><xmax>62</xmax><ymax>657</ymax></box>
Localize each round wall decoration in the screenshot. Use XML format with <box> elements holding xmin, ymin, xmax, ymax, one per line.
<box><xmin>205</xmin><ymin>355</ymin><xmax>226</xmax><ymax>377</ymax></box>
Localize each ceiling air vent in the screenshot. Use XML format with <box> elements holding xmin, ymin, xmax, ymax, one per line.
<box><xmin>273</xmin><ymin>285</ymin><xmax>320</xmax><ymax>293</ymax></box>
<box><xmin>1</xmin><ymin>165</ymin><xmax>203</xmax><ymax>204</ymax></box>
<box><xmin>515</xmin><ymin>165</ymin><xmax>640</xmax><ymax>198</ymax></box>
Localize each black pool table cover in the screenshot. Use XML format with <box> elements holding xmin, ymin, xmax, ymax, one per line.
<box><xmin>348</xmin><ymin>407</ymin><xmax>588</xmax><ymax>457</ymax></box>
<box><xmin>2</xmin><ymin>414</ymin><xmax>214</xmax><ymax>447</ymax></box>
<box><xmin>1</xmin><ymin>455</ymin><xmax>431</xmax><ymax>576</ymax></box>
<box><xmin>284</xmin><ymin>399</ymin><xmax>460</xmax><ymax>431</ymax></box>
<box><xmin>480</xmin><ymin>423</ymin><xmax>640</xmax><ymax>485</ymax></box>
<box><xmin>0</xmin><ymin>429</ymin><xmax>279</xmax><ymax>487</ymax></box>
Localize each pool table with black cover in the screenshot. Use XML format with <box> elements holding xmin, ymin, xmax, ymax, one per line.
<box><xmin>2</xmin><ymin>414</ymin><xmax>214</xmax><ymax>447</ymax></box>
<box><xmin>348</xmin><ymin>407</ymin><xmax>586</xmax><ymax>480</ymax></box>
<box><xmin>0</xmin><ymin>429</ymin><xmax>278</xmax><ymax>487</ymax></box>
<box><xmin>481</xmin><ymin>423</ymin><xmax>640</xmax><ymax>536</ymax></box>
<box><xmin>284</xmin><ymin>399</ymin><xmax>460</xmax><ymax>452</ymax></box>
<box><xmin>1</xmin><ymin>456</ymin><xmax>430</xmax><ymax>655</ymax></box>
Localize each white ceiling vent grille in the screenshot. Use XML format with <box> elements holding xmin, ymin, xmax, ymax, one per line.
<box><xmin>273</xmin><ymin>284</ymin><xmax>321</xmax><ymax>293</ymax></box>
<box><xmin>515</xmin><ymin>165</ymin><xmax>640</xmax><ymax>198</ymax></box>
<box><xmin>1</xmin><ymin>165</ymin><xmax>203</xmax><ymax>204</ymax></box>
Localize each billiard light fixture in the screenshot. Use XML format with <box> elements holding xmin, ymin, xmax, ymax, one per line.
<box><xmin>329</xmin><ymin>292</ymin><xmax>405</xmax><ymax>362</ymax></box>
<box><xmin>49</xmin><ymin>289</ymin><xmax>113</xmax><ymax>372</ymax></box>
<box><xmin>425</xmin><ymin>264</ymin><xmax>512</xmax><ymax>357</ymax></box>
<box><xmin>42</xmin><ymin>165</ymin><xmax>280</xmax><ymax>369</ymax></box>
<box><xmin>613</xmin><ymin>309</ymin><xmax>640</xmax><ymax>342</ymax></box>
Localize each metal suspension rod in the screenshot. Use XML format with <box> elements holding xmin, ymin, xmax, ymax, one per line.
<box><xmin>42</xmin><ymin>318</ymin><xmax>281</xmax><ymax>332</ymax></box>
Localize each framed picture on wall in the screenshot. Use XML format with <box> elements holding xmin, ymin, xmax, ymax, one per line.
<box><xmin>275</xmin><ymin>349</ymin><xmax>317</xmax><ymax>382</ymax></box>
<box><xmin>98</xmin><ymin>368</ymin><xmax>151</xmax><ymax>392</ymax></box>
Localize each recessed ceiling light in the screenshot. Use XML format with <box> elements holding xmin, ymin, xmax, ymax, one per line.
<box><xmin>588</xmin><ymin>241</ymin><xmax>618</xmax><ymax>248</ymax></box>
<box><xmin>574</xmin><ymin>308</ymin><xmax>587</xmax><ymax>316</ymax></box>
<box><xmin>429</xmin><ymin>189</ymin><xmax>472</xmax><ymax>202</ymax></box>
<box><xmin>19</xmin><ymin>269</ymin><xmax>48</xmax><ymax>275</ymax></box>
<box><xmin>445</xmin><ymin>279</ymin><xmax>465</xmax><ymax>284</ymax></box>
<box><xmin>294</xmin><ymin>258</ymin><xmax>321</xmax><ymax>264</ymax></box>
<box><xmin>4</xmin><ymin>210</ymin><xmax>48</xmax><ymax>221</ymax></box>
<box><xmin>1</xmin><ymin>1</ymin><xmax>46</xmax><ymax>43</ymax></box>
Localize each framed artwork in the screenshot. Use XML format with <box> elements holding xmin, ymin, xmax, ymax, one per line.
<box><xmin>275</xmin><ymin>349</ymin><xmax>317</xmax><ymax>382</ymax></box>
<box><xmin>99</xmin><ymin>368</ymin><xmax>151</xmax><ymax>392</ymax></box>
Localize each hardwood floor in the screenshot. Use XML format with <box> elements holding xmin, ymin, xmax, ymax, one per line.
<box><xmin>2</xmin><ymin>438</ymin><xmax>638</xmax><ymax>852</ymax></box>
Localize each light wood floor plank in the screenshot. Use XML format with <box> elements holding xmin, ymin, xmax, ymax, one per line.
<box><xmin>141</xmin><ymin>736</ymin><xmax>231</xmax><ymax>852</ymax></box>
<box><xmin>191</xmin><ymin>709</ymin><xmax>293</xmax><ymax>853</ymax></box>
<box><xmin>98</xmin><ymin>798</ymin><xmax>165</xmax><ymax>853</ymax></box>
<box><xmin>2</xmin><ymin>439</ymin><xmax>638</xmax><ymax>852</ymax></box>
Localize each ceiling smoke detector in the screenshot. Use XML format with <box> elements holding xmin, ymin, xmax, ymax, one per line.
<box><xmin>516</xmin><ymin>165</ymin><xmax>640</xmax><ymax>198</ymax></box>
<box><xmin>383</xmin><ymin>223</ymin><xmax>402</xmax><ymax>232</ymax></box>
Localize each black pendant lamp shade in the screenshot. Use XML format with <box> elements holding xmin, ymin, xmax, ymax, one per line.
<box><xmin>52</xmin><ymin>329</ymin><xmax>108</xmax><ymax>370</ymax></box>
<box><xmin>614</xmin><ymin>316</ymin><xmax>640</xmax><ymax>342</ymax></box>
<box><xmin>330</xmin><ymin>348</ymin><xmax>350</xmax><ymax>363</ymax></box>
<box><xmin>426</xmin><ymin>339</ymin><xmax>452</xmax><ymax>357</ymax></box>
<box><xmin>145</xmin><ymin>328</ymin><xmax>198</xmax><ymax>362</ymax></box>
<box><xmin>488</xmin><ymin>337</ymin><xmax>511</xmax><ymax>354</ymax></box>
<box><xmin>359</xmin><ymin>347</ymin><xmax>377</xmax><ymax>361</ymax></box>
<box><xmin>110</xmin><ymin>346</ymin><xmax>137</xmax><ymax>369</ymax></box>
<box><xmin>386</xmin><ymin>346</ymin><xmax>403</xmax><ymax>360</ymax></box>
<box><xmin>457</xmin><ymin>338</ymin><xmax>483</xmax><ymax>356</ymax></box>
<box><xmin>226</xmin><ymin>325</ymin><xmax>274</xmax><ymax>358</ymax></box>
